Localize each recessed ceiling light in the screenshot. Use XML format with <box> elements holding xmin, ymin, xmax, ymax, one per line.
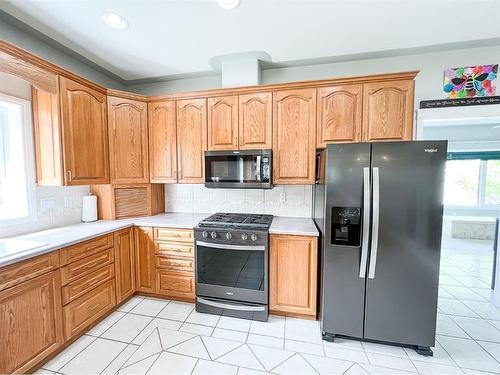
<box><xmin>217</xmin><ymin>0</ymin><xmax>241</xmax><ymax>10</ymax></box>
<box><xmin>102</xmin><ymin>11</ymin><xmax>129</xmax><ymax>29</ymax></box>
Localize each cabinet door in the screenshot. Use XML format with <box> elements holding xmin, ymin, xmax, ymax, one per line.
<box><xmin>134</xmin><ymin>227</ymin><xmax>155</xmax><ymax>292</ymax></box>
<box><xmin>32</xmin><ymin>87</ymin><xmax>64</xmax><ymax>186</ymax></box>
<box><xmin>269</xmin><ymin>235</ymin><xmax>318</xmax><ymax>317</ymax></box>
<box><xmin>108</xmin><ymin>96</ymin><xmax>149</xmax><ymax>183</ymax></box>
<box><xmin>176</xmin><ymin>98</ymin><xmax>207</xmax><ymax>183</ymax></box>
<box><xmin>208</xmin><ymin>96</ymin><xmax>238</xmax><ymax>150</ymax></box>
<box><xmin>238</xmin><ymin>92</ymin><xmax>272</xmax><ymax>149</ymax></box>
<box><xmin>149</xmin><ymin>101</ymin><xmax>177</xmax><ymax>183</ymax></box>
<box><xmin>317</xmin><ymin>85</ymin><xmax>362</xmax><ymax>147</ymax></box>
<box><xmin>59</xmin><ymin>76</ymin><xmax>109</xmax><ymax>184</ymax></box>
<box><xmin>273</xmin><ymin>89</ymin><xmax>316</xmax><ymax>184</ymax></box>
<box><xmin>0</xmin><ymin>271</ymin><xmax>63</xmax><ymax>374</ymax></box>
<box><xmin>362</xmin><ymin>80</ymin><xmax>414</xmax><ymax>141</ymax></box>
<box><xmin>115</xmin><ymin>228</ymin><xmax>135</xmax><ymax>302</ymax></box>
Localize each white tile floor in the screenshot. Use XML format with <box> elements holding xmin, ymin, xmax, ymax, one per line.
<box><xmin>37</xmin><ymin>236</ymin><xmax>500</xmax><ymax>375</ymax></box>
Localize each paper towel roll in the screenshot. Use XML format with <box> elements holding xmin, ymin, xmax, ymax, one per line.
<box><xmin>82</xmin><ymin>195</ymin><xmax>98</xmax><ymax>222</ymax></box>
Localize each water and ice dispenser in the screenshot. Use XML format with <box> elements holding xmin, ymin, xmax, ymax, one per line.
<box><xmin>331</xmin><ymin>207</ymin><xmax>362</xmax><ymax>247</ymax></box>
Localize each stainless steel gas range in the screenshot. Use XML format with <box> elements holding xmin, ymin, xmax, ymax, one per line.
<box><xmin>194</xmin><ymin>213</ymin><xmax>274</xmax><ymax>322</ymax></box>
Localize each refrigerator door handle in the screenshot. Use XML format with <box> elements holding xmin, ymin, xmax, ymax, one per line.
<box><xmin>359</xmin><ymin>167</ymin><xmax>371</xmax><ymax>278</ymax></box>
<box><xmin>368</xmin><ymin>167</ymin><xmax>380</xmax><ymax>279</ymax></box>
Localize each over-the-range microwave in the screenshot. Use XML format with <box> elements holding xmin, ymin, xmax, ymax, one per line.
<box><xmin>204</xmin><ymin>149</ymin><xmax>272</xmax><ymax>189</ymax></box>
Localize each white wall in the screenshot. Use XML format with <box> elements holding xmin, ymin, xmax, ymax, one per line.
<box><xmin>0</xmin><ymin>72</ymin><xmax>89</xmax><ymax>238</ymax></box>
<box><xmin>0</xmin><ymin>17</ymin><xmax>124</xmax><ymax>89</ymax></box>
<box><xmin>126</xmin><ymin>45</ymin><xmax>500</xmax><ymax>107</ymax></box>
<box><xmin>165</xmin><ymin>184</ymin><xmax>312</xmax><ymax>218</ymax></box>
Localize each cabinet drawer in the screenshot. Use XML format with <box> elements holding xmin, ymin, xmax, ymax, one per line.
<box><xmin>156</xmin><ymin>255</ymin><xmax>194</xmax><ymax>273</ymax></box>
<box><xmin>63</xmin><ymin>279</ymin><xmax>116</xmax><ymax>339</ymax></box>
<box><xmin>61</xmin><ymin>248</ymin><xmax>114</xmax><ymax>285</ymax></box>
<box><xmin>156</xmin><ymin>271</ymin><xmax>195</xmax><ymax>299</ymax></box>
<box><xmin>0</xmin><ymin>252</ymin><xmax>59</xmax><ymax>292</ymax></box>
<box><xmin>62</xmin><ymin>264</ymin><xmax>115</xmax><ymax>305</ymax></box>
<box><xmin>60</xmin><ymin>234</ymin><xmax>113</xmax><ymax>266</ymax></box>
<box><xmin>154</xmin><ymin>228</ymin><xmax>193</xmax><ymax>243</ymax></box>
<box><xmin>156</xmin><ymin>242</ymin><xmax>194</xmax><ymax>258</ymax></box>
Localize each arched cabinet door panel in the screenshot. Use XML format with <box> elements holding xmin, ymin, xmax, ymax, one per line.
<box><xmin>60</xmin><ymin>76</ymin><xmax>109</xmax><ymax>184</ymax></box>
<box><xmin>362</xmin><ymin>80</ymin><xmax>414</xmax><ymax>142</ymax></box>
<box><xmin>108</xmin><ymin>96</ymin><xmax>149</xmax><ymax>184</ymax></box>
<box><xmin>149</xmin><ymin>100</ymin><xmax>178</xmax><ymax>183</ymax></box>
<box><xmin>317</xmin><ymin>84</ymin><xmax>362</xmax><ymax>147</ymax></box>
<box><xmin>208</xmin><ymin>96</ymin><xmax>238</xmax><ymax>150</ymax></box>
<box><xmin>273</xmin><ymin>88</ymin><xmax>316</xmax><ymax>184</ymax></box>
<box><xmin>239</xmin><ymin>92</ymin><xmax>272</xmax><ymax>149</ymax></box>
<box><xmin>176</xmin><ymin>98</ymin><xmax>207</xmax><ymax>183</ymax></box>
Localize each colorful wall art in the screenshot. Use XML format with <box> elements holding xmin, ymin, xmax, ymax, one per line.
<box><xmin>443</xmin><ymin>65</ymin><xmax>497</xmax><ymax>98</ymax></box>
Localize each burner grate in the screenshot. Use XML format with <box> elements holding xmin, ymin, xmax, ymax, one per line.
<box><xmin>199</xmin><ymin>213</ymin><xmax>273</xmax><ymax>229</ymax></box>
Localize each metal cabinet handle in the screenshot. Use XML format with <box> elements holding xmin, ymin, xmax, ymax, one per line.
<box><xmin>178</xmin><ymin>170</ymin><xmax>182</xmax><ymax>180</ymax></box>
<box><xmin>359</xmin><ymin>167</ymin><xmax>371</xmax><ymax>278</ymax></box>
<box><xmin>368</xmin><ymin>167</ymin><xmax>380</xmax><ymax>279</ymax></box>
<box><xmin>67</xmin><ymin>170</ymin><xmax>72</xmax><ymax>182</ymax></box>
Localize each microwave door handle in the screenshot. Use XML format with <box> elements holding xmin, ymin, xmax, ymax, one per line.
<box><xmin>257</xmin><ymin>155</ymin><xmax>261</xmax><ymax>180</ymax></box>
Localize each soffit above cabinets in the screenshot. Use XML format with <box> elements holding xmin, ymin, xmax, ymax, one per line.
<box><xmin>1</xmin><ymin>0</ymin><xmax>499</xmax><ymax>82</ymax></box>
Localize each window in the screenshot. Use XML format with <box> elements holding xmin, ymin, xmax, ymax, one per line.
<box><xmin>444</xmin><ymin>152</ymin><xmax>500</xmax><ymax>207</ymax></box>
<box><xmin>0</xmin><ymin>93</ymin><xmax>35</xmax><ymax>223</ymax></box>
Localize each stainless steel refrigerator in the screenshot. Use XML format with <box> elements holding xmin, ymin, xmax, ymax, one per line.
<box><xmin>313</xmin><ymin>141</ymin><xmax>447</xmax><ymax>356</ymax></box>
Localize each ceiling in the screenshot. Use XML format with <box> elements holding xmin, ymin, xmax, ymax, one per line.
<box><xmin>1</xmin><ymin>0</ymin><xmax>499</xmax><ymax>83</ymax></box>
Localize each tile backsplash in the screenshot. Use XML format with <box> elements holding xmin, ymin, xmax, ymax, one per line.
<box><xmin>1</xmin><ymin>186</ymin><xmax>89</xmax><ymax>238</ymax></box>
<box><xmin>165</xmin><ymin>184</ymin><xmax>313</xmax><ymax>218</ymax></box>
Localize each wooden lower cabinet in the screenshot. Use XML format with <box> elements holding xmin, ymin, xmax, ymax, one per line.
<box><xmin>115</xmin><ymin>228</ymin><xmax>136</xmax><ymax>302</ymax></box>
<box><xmin>0</xmin><ymin>271</ymin><xmax>64</xmax><ymax>374</ymax></box>
<box><xmin>269</xmin><ymin>234</ymin><xmax>318</xmax><ymax>317</ymax></box>
<box><xmin>154</xmin><ymin>227</ymin><xmax>195</xmax><ymax>301</ymax></box>
<box><xmin>63</xmin><ymin>279</ymin><xmax>116</xmax><ymax>339</ymax></box>
<box><xmin>135</xmin><ymin>226</ymin><xmax>156</xmax><ymax>293</ymax></box>
<box><xmin>156</xmin><ymin>270</ymin><xmax>195</xmax><ymax>300</ymax></box>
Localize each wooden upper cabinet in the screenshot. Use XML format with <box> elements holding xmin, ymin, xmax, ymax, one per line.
<box><xmin>176</xmin><ymin>98</ymin><xmax>207</xmax><ymax>183</ymax></box>
<box><xmin>32</xmin><ymin>87</ymin><xmax>63</xmax><ymax>186</ymax></box>
<box><xmin>269</xmin><ymin>234</ymin><xmax>318</xmax><ymax>317</ymax></box>
<box><xmin>59</xmin><ymin>76</ymin><xmax>109</xmax><ymax>185</ymax></box>
<box><xmin>208</xmin><ymin>96</ymin><xmax>238</xmax><ymax>150</ymax></box>
<box><xmin>0</xmin><ymin>271</ymin><xmax>64</xmax><ymax>374</ymax></box>
<box><xmin>317</xmin><ymin>85</ymin><xmax>362</xmax><ymax>147</ymax></box>
<box><xmin>239</xmin><ymin>92</ymin><xmax>272</xmax><ymax>149</ymax></box>
<box><xmin>149</xmin><ymin>101</ymin><xmax>177</xmax><ymax>183</ymax></box>
<box><xmin>362</xmin><ymin>79</ymin><xmax>414</xmax><ymax>141</ymax></box>
<box><xmin>107</xmin><ymin>96</ymin><xmax>149</xmax><ymax>184</ymax></box>
<box><xmin>273</xmin><ymin>88</ymin><xmax>316</xmax><ymax>184</ymax></box>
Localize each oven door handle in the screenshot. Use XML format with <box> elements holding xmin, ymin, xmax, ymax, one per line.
<box><xmin>197</xmin><ymin>297</ymin><xmax>266</xmax><ymax>312</ymax></box>
<box><xmin>196</xmin><ymin>241</ymin><xmax>265</xmax><ymax>251</ymax></box>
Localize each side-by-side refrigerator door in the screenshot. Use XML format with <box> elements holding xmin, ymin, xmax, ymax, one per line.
<box><xmin>364</xmin><ymin>141</ymin><xmax>447</xmax><ymax>348</ymax></box>
<box><xmin>321</xmin><ymin>143</ymin><xmax>371</xmax><ymax>338</ymax></box>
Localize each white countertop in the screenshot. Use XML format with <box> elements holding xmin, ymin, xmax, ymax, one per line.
<box><xmin>269</xmin><ymin>216</ymin><xmax>319</xmax><ymax>237</ymax></box>
<box><xmin>0</xmin><ymin>213</ymin><xmax>318</xmax><ymax>268</ymax></box>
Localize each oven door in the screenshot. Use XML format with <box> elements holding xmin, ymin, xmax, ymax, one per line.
<box><xmin>195</xmin><ymin>241</ymin><xmax>268</xmax><ymax>304</ymax></box>
<box><xmin>204</xmin><ymin>150</ymin><xmax>272</xmax><ymax>189</ymax></box>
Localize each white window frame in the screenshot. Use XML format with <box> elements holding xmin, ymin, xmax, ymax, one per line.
<box><xmin>444</xmin><ymin>158</ymin><xmax>500</xmax><ymax>211</ymax></box>
<box><xmin>0</xmin><ymin>92</ymin><xmax>37</xmax><ymax>226</ymax></box>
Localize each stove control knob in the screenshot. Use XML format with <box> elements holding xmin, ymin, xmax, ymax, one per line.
<box><xmin>250</xmin><ymin>234</ymin><xmax>258</xmax><ymax>242</ymax></box>
<box><xmin>241</xmin><ymin>233</ymin><xmax>248</xmax><ymax>240</ymax></box>
<box><xmin>211</xmin><ymin>231</ymin><xmax>217</xmax><ymax>239</ymax></box>
<box><xmin>226</xmin><ymin>232</ymin><xmax>232</xmax><ymax>240</ymax></box>
<box><xmin>202</xmin><ymin>231</ymin><xmax>208</xmax><ymax>238</ymax></box>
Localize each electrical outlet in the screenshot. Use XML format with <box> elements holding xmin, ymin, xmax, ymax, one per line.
<box><xmin>280</xmin><ymin>192</ymin><xmax>286</xmax><ymax>203</ymax></box>
<box><xmin>40</xmin><ymin>198</ymin><xmax>56</xmax><ymax>210</ymax></box>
